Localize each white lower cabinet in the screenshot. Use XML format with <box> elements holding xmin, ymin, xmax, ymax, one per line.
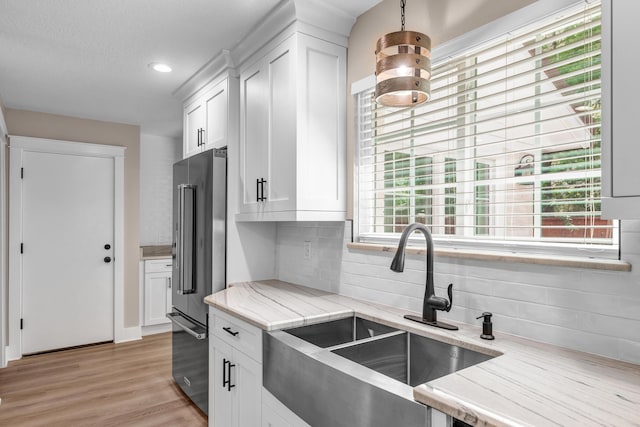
<box><xmin>209</xmin><ymin>307</ymin><xmax>262</xmax><ymax>427</ymax></box>
<box><xmin>212</xmin><ymin>339</ymin><xmax>261</xmax><ymax>427</ymax></box>
<box><xmin>262</xmin><ymin>388</ymin><xmax>310</xmax><ymax>427</ymax></box>
<box><xmin>143</xmin><ymin>259</ymin><xmax>172</xmax><ymax>326</ymax></box>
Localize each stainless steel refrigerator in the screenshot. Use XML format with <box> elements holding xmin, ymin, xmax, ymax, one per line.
<box><xmin>167</xmin><ymin>148</ymin><xmax>226</xmax><ymax>415</ymax></box>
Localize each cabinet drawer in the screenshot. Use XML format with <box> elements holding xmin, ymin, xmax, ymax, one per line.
<box><xmin>212</xmin><ymin>308</ymin><xmax>262</xmax><ymax>363</ymax></box>
<box><xmin>145</xmin><ymin>259</ymin><xmax>173</xmax><ymax>273</ymax></box>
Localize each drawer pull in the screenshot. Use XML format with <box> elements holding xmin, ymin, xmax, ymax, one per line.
<box><xmin>223</xmin><ymin>326</ymin><xmax>239</xmax><ymax>337</ymax></box>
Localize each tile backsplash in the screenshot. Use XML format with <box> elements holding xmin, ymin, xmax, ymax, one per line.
<box><xmin>139</xmin><ymin>134</ymin><xmax>181</xmax><ymax>245</ymax></box>
<box><xmin>275</xmin><ymin>220</ymin><xmax>640</xmax><ymax>364</ymax></box>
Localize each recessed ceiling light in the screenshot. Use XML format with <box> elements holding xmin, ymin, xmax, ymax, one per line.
<box><xmin>149</xmin><ymin>62</ymin><xmax>172</xmax><ymax>73</ymax></box>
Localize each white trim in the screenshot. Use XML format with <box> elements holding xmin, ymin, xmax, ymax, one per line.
<box><xmin>350</xmin><ymin>75</ymin><xmax>375</xmax><ymax>96</ymax></box>
<box><xmin>139</xmin><ymin>260</ymin><xmax>144</xmax><ymax>327</ymax></box>
<box><xmin>7</xmin><ymin>136</ymin><xmax>132</xmax><ymax>360</ymax></box>
<box><xmin>431</xmin><ymin>0</ymin><xmax>589</xmax><ymax>62</ymax></box>
<box><xmin>173</xmin><ymin>50</ymin><xmax>237</xmax><ymax>103</ymax></box>
<box><xmin>9</xmin><ymin>135</ymin><xmax>125</xmax><ymax>158</ymax></box>
<box><xmin>600</xmin><ymin>0</ymin><xmax>612</xmax><ymax>198</ymax></box>
<box><xmin>141</xmin><ymin>323</ymin><xmax>171</xmax><ymax>336</ymax></box>
<box><xmin>0</xmin><ymin>108</ymin><xmax>7</xmax><ymax>368</ymax></box>
<box><xmin>7</xmin><ymin>142</ymin><xmax>21</xmax><ymax>361</ymax></box>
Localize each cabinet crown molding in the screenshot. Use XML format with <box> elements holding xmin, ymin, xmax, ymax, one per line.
<box><xmin>173</xmin><ymin>50</ymin><xmax>236</xmax><ymax>103</ymax></box>
<box><xmin>175</xmin><ymin>0</ymin><xmax>355</xmax><ymax>102</ymax></box>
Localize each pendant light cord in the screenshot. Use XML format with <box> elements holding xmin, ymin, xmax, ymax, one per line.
<box><xmin>400</xmin><ymin>0</ymin><xmax>406</xmax><ymax>31</ymax></box>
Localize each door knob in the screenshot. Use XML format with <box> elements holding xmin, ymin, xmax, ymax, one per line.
<box><xmin>104</xmin><ymin>256</ymin><xmax>112</xmax><ymax>263</ymax></box>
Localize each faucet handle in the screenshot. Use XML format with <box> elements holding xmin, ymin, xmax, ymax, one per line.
<box><xmin>445</xmin><ymin>283</ymin><xmax>453</xmax><ymax>312</ymax></box>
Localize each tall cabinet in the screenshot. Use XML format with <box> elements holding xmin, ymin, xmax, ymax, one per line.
<box><xmin>237</xmin><ymin>32</ymin><xmax>346</xmax><ymax>221</ymax></box>
<box><xmin>601</xmin><ymin>0</ymin><xmax>640</xmax><ymax>218</ymax></box>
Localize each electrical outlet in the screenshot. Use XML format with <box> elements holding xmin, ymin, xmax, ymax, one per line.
<box><xmin>304</xmin><ymin>241</ymin><xmax>311</xmax><ymax>260</ymax></box>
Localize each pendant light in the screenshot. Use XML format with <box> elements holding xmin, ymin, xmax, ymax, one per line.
<box><xmin>375</xmin><ymin>0</ymin><xmax>431</xmax><ymax>107</ymax></box>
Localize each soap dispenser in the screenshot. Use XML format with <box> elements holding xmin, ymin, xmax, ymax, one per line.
<box><xmin>476</xmin><ymin>312</ymin><xmax>495</xmax><ymax>340</ymax></box>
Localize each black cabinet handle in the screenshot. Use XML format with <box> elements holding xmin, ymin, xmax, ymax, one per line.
<box><xmin>197</xmin><ymin>128</ymin><xmax>205</xmax><ymax>147</ymax></box>
<box><xmin>222</xmin><ymin>358</ymin><xmax>228</xmax><ymax>387</ymax></box>
<box><xmin>223</xmin><ymin>326</ymin><xmax>239</xmax><ymax>337</ymax></box>
<box><xmin>222</xmin><ymin>358</ymin><xmax>235</xmax><ymax>391</ymax></box>
<box><xmin>257</xmin><ymin>178</ymin><xmax>267</xmax><ymax>202</ymax></box>
<box><xmin>227</xmin><ymin>361</ymin><xmax>235</xmax><ymax>391</ymax></box>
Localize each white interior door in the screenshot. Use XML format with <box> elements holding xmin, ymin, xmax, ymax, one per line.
<box><xmin>21</xmin><ymin>150</ymin><xmax>115</xmax><ymax>354</ymax></box>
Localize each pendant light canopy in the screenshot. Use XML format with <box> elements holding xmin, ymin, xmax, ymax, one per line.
<box><xmin>375</xmin><ymin>0</ymin><xmax>431</xmax><ymax>107</ymax></box>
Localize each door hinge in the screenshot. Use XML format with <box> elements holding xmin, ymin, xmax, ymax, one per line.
<box><xmin>20</xmin><ymin>319</ymin><xmax>23</xmax><ymax>330</ymax></box>
<box><xmin>20</xmin><ymin>243</ymin><xmax>23</xmax><ymax>254</ymax></box>
<box><xmin>21</xmin><ymin>167</ymin><xmax>24</xmax><ymax>179</ymax></box>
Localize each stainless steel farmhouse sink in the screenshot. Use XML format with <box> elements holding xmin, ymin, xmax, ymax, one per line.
<box><xmin>332</xmin><ymin>331</ymin><xmax>493</xmax><ymax>387</ymax></box>
<box><xmin>285</xmin><ymin>316</ymin><xmax>398</xmax><ymax>348</ymax></box>
<box><xmin>263</xmin><ymin>316</ymin><xmax>497</xmax><ymax>427</ymax></box>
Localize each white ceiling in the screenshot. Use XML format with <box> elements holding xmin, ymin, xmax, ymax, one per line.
<box><xmin>0</xmin><ymin>0</ymin><xmax>382</xmax><ymax>138</ymax></box>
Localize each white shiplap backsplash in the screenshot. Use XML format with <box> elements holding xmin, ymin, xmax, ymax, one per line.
<box><xmin>275</xmin><ymin>220</ymin><xmax>640</xmax><ymax>364</ymax></box>
<box><xmin>139</xmin><ymin>134</ymin><xmax>181</xmax><ymax>245</ymax></box>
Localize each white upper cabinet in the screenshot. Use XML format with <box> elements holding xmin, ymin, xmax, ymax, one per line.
<box><xmin>601</xmin><ymin>0</ymin><xmax>640</xmax><ymax>218</ymax></box>
<box><xmin>237</xmin><ymin>32</ymin><xmax>347</xmax><ymax>221</ymax></box>
<box><xmin>183</xmin><ymin>76</ymin><xmax>236</xmax><ymax>159</ymax></box>
<box><xmin>184</xmin><ymin>100</ymin><xmax>205</xmax><ymax>158</ymax></box>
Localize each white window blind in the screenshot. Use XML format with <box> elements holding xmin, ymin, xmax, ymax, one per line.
<box><xmin>356</xmin><ymin>1</ymin><xmax>618</xmax><ymax>257</ymax></box>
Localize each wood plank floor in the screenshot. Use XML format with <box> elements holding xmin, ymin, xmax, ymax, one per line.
<box><xmin>0</xmin><ymin>332</ymin><xmax>207</xmax><ymax>427</ymax></box>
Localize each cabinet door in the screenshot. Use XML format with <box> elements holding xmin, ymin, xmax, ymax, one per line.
<box><xmin>262</xmin><ymin>403</ymin><xmax>289</xmax><ymax>427</ymax></box>
<box><xmin>610</xmin><ymin>0</ymin><xmax>639</xmax><ymax>198</ymax></box>
<box><xmin>262</xmin><ymin>388</ymin><xmax>311</xmax><ymax>427</ymax></box>
<box><xmin>601</xmin><ymin>0</ymin><xmax>640</xmax><ymax>218</ymax></box>
<box><xmin>204</xmin><ymin>80</ymin><xmax>228</xmax><ymax>149</ymax></box>
<box><xmin>144</xmin><ymin>272</ymin><xmax>171</xmax><ymax>325</ymax></box>
<box><xmin>184</xmin><ymin>99</ymin><xmax>205</xmax><ymax>158</ymax></box>
<box><xmin>295</xmin><ymin>34</ymin><xmax>346</xmax><ymax>213</ymax></box>
<box><xmin>240</xmin><ymin>59</ymin><xmax>268</xmax><ymax>214</ymax></box>
<box><xmin>235</xmin><ymin>349</ymin><xmax>262</xmax><ymax>427</ymax></box>
<box><xmin>265</xmin><ymin>37</ymin><xmax>296</xmax><ymax>213</ymax></box>
<box><xmin>212</xmin><ymin>339</ymin><xmax>234</xmax><ymax>427</ymax></box>
<box><xmin>212</xmin><ymin>339</ymin><xmax>262</xmax><ymax>427</ymax></box>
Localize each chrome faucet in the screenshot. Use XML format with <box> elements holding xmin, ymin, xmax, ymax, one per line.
<box><xmin>390</xmin><ymin>223</ymin><xmax>458</xmax><ymax>330</ymax></box>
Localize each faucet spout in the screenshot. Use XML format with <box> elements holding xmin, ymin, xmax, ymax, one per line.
<box><xmin>390</xmin><ymin>223</ymin><xmax>458</xmax><ymax>331</ymax></box>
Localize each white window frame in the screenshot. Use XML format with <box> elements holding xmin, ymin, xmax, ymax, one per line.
<box><xmin>352</xmin><ymin>0</ymin><xmax>619</xmax><ymax>260</ymax></box>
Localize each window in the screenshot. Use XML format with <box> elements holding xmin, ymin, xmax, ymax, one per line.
<box><xmin>355</xmin><ymin>0</ymin><xmax>618</xmax><ymax>257</ymax></box>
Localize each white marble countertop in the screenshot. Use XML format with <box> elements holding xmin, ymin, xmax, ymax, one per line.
<box><xmin>204</xmin><ymin>280</ymin><xmax>640</xmax><ymax>426</ymax></box>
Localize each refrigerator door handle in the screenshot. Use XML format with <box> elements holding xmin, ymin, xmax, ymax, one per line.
<box><xmin>167</xmin><ymin>312</ymin><xmax>207</xmax><ymax>340</ymax></box>
<box><xmin>177</xmin><ymin>184</ymin><xmax>196</xmax><ymax>295</ymax></box>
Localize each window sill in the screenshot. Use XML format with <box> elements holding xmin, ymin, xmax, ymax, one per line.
<box><xmin>346</xmin><ymin>242</ymin><xmax>632</xmax><ymax>272</ymax></box>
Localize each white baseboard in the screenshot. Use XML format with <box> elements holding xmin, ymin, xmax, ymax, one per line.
<box><xmin>114</xmin><ymin>326</ymin><xmax>142</xmax><ymax>343</ymax></box>
<box><xmin>141</xmin><ymin>323</ymin><xmax>172</xmax><ymax>336</ymax></box>
<box><xmin>6</xmin><ymin>345</ymin><xmax>20</xmax><ymax>363</ymax></box>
